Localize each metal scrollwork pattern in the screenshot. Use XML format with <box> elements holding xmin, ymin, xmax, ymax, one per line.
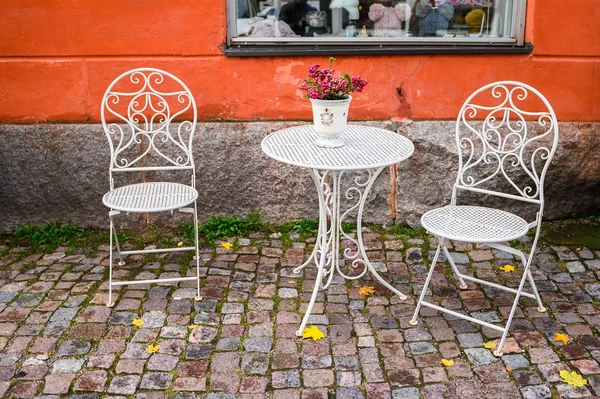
<box><xmin>338</xmin><ymin>170</ymin><xmax>373</xmax><ymax>278</ymax></box>
<box><xmin>101</xmin><ymin>68</ymin><xmax>198</xmax><ymax>172</ymax></box>
<box><xmin>456</xmin><ymin>82</ymin><xmax>559</xmax><ymax>201</ymax></box>
<box><xmin>310</xmin><ymin>169</ymin><xmax>379</xmax><ymax>290</ymax></box>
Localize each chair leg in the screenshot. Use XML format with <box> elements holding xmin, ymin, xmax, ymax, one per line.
<box><xmin>193</xmin><ymin>203</ymin><xmax>202</xmax><ymax>301</ymax></box>
<box><xmin>410</xmin><ymin>242</ymin><xmax>442</xmax><ymax>326</ymax></box>
<box><xmin>107</xmin><ymin>217</ymin><xmax>115</xmax><ymax>308</ymax></box>
<box><xmin>112</xmin><ymin>224</ymin><xmax>125</xmax><ymax>266</ymax></box>
<box><xmin>509</xmin><ymin>246</ymin><xmax>544</xmax><ymax>311</ymax></box>
<box><xmin>494</xmin><ymin>258</ymin><xmax>535</xmax><ymax>356</ymax></box>
<box><xmin>526</xmin><ymin>269</ymin><xmax>546</xmax><ymax>312</ymax></box>
<box><xmin>486</xmin><ymin>241</ymin><xmax>546</xmax><ymax>314</ymax></box>
<box><xmin>441</xmin><ymin>242</ymin><xmax>467</xmax><ymax>289</ymax></box>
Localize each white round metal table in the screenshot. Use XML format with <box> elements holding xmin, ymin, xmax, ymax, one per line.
<box><xmin>262</xmin><ymin>124</ymin><xmax>415</xmax><ymax>336</ymax></box>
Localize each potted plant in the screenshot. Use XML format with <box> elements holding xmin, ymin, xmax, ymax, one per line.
<box><xmin>299</xmin><ymin>57</ymin><xmax>368</xmax><ymax>148</ymax></box>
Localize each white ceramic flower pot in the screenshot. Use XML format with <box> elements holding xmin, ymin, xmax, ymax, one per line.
<box><xmin>310</xmin><ymin>96</ymin><xmax>352</xmax><ymax>148</ymax></box>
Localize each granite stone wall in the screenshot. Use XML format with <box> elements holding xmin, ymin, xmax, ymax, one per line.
<box><xmin>0</xmin><ymin>121</ymin><xmax>598</xmax><ymax>230</ymax></box>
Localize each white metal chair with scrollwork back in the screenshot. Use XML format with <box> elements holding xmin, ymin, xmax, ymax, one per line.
<box><xmin>409</xmin><ymin>81</ymin><xmax>559</xmax><ymax>356</ymax></box>
<box><xmin>101</xmin><ymin>68</ymin><xmax>201</xmax><ymax>307</ymax></box>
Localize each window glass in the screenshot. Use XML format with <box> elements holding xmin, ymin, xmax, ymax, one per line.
<box><xmin>233</xmin><ymin>0</ymin><xmax>517</xmax><ymax>42</ymax></box>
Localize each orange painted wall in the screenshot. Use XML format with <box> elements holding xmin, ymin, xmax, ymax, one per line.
<box><xmin>0</xmin><ymin>0</ymin><xmax>598</xmax><ymax>122</ymax></box>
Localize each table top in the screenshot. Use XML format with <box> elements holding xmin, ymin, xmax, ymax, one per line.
<box><xmin>261</xmin><ymin>124</ymin><xmax>414</xmax><ymax>170</ymax></box>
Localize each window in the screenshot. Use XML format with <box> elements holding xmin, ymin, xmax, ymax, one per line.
<box><xmin>226</xmin><ymin>0</ymin><xmax>528</xmax><ymax>55</ymax></box>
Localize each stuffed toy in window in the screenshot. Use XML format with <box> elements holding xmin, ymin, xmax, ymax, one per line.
<box><xmin>306</xmin><ymin>11</ymin><xmax>327</xmax><ymax>28</ymax></box>
<box><xmin>330</xmin><ymin>0</ymin><xmax>360</xmax><ymax>20</ymax></box>
<box><xmin>238</xmin><ymin>17</ymin><xmax>299</xmax><ymax>37</ymax></box>
<box><xmin>465</xmin><ymin>8</ymin><xmax>485</xmax><ymax>33</ymax></box>
<box><xmin>368</xmin><ymin>3</ymin><xmax>411</xmax><ymax>37</ymax></box>
<box><xmin>415</xmin><ymin>0</ymin><xmax>454</xmax><ymax>37</ymax></box>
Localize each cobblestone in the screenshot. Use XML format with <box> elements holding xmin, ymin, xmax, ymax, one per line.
<box><xmin>0</xmin><ymin>231</ymin><xmax>595</xmax><ymax>397</ymax></box>
<box><xmin>52</xmin><ymin>358</ymin><xmax>85</xmax><ymax>374</ymax></box>
<box><xmin>140</xmin><ymin>372</ymin><xmax>173</xmax><ymax>390</ymax></box>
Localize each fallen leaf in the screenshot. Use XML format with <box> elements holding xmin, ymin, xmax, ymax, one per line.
<box><xmin>288</xmin><ymin>280</ymin><xmax>296</xmax><ymax>284</ymax></box>
<box><xmin>555</xmin><ymin>333</ymin><xmax>570</xmax><ymax>344</ymax></box>
<box><xmin>506</xmin><ymin>366</ymin><xmax>513</xmax><ymax>372</ymax></box>
<box><xmin>302</xmin><ymin>326</ymin><xmax>325</xmax><ymax>341</ymax></box>
<box><xmin>576</xmin><ymin>247</ymin><xmax>582</xmax><ymax>251</ymax></box>
<box><xmin>132</xmin><ymin>318</ymin><xmax>144</xmax><ymax>327</ymax></box>
<box><xmin>146</xmin><ymin>343</ymin><xmax>160</xmax><ymax>354</ymax></box>
<box><xmin>358</xmin><ymin>286</ymin><xmax>376</xmax><ymax>296</ymax></box>
<box><xmin>221</xmin><ymin>242</ymin><xmax>233</xmax><ymax>249</ymax></box>
<box><xmin>440</xmin><ymin>358</ymin><xmax>454</xmax><ymax>367</ymax></box>
<box><xmin>499</xmin><ymin>265</ymin><xmax>515</xmax><ymax>273</ymax></box>
<box><xmin>187</xmin><ymin>324</ymin><xmax>198</xmax><ymax>330</ymax></box>
<box><xmin>177</xmin><ymin>241</ymin><xmax>183</xmax><ymax>247</ymax></box>
<box><xmin>560</xmin><ymin>370</ymin><xmax>587</xmax><ymax>387</ymax></box>
<box><xmin>484</xmin><ymin>342</ymin><xmax>497</xmax><ymax>349</ymax></box>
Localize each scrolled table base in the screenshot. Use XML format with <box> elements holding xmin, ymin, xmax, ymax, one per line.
<box><xmin>295</xmin><ymin>167</ymin><xmax>408</xmax><ymax>336</ymax></box>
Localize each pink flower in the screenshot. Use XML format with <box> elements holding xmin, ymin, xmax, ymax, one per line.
<box><xmin>298</xmin><ymin>58</ymin><xmax>367</xmax><ymax>101</ymax></box>
<box><xmin>308</xmin><ymin>90</ymin><xmax>322</xmax><ymax>99</ymax></box>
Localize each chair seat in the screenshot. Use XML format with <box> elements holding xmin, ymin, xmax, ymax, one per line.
<box><xmin>421</xmin><ymin>205</ymin><xmax>529</xmax><ymax>243</ymax></box>
<box><xmin>103</xmin><ymin>182</ymin><xmax>198</xmax><ymax>213</ymax></box>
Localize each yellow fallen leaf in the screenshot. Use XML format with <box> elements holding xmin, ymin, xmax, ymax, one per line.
<box><xmin>221</xmin><ymin>242</ymin><xmax>233</xmax><ymax>249</ymax></box>
<box><xmin>132</xmin><ymin>318</ymin><xmax>144</xmax><ymax>327</ymax></box>
<box><xmin>288</xmin><ymin>280</ymin><xmax>296</xmax><ymax>284</ymax></box>
<box><xmin>187</xmin><ymin>324</ymin><xmax>198</xmax><ymax>330</ymax></box>
<box><xmin>177</xmin><ymin>241</ymin><xmax>183</xmax><ymax>247</ymax></box>
<box><xmin>302</xmin><ymin>326</ymin><xmax>325</xmax><ymax>341</ymax></box>
<box><xmin>506</xmin><ymin>366</ymin><xmax>513</xmax><ymax>372</ymax></box>
<box><xmin>560</xmin><ymin>370</ymin><xmax>587</xmax><ymax>387</ymax></box>
<box><xmin>358</xmin><ymin>286</ymin><xmax>376</xmax><ymax>296</ymax></box>
<box><xmin>146</xmin><ymin>343</ymin><xmax>160</xmax><ymax>354</ymax></box>
<box><xmin>440</xmin><ymin>358</ymin><xmax>454</xmax><ymax>367</ymax></box>
<box><xmin>555</xmin><ymin>333</ymin><xmax>570</xmax><ymax>344</ymax></box>
<box><xmin>499</xmin><ymin>265</ymin><xmax>515</xmax><ymax>273</ymax></box>
<box><xmin>576</xmin><ymin>247</ymin><xmax>582</xmax><ymax>251</ymax></box>
<box><xmin>484</xmin><ymin>342</ymin><xmax>497</xmax><ymax>349</ymax></box>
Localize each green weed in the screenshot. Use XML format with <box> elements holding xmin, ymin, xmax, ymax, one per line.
<box><xmin>12</xmin><ymin>220</ymin><xmax>87</xmax><ymax>249</ymax></box>
<box><xmin>279</xmin><ymin>219</ymin><xmax>319</xmax><ymax>238</ymax></box>
<box><xmin>341</xmin><ymin>222</ymin><xmax>356</xmax><ymax>233</ymax></box>
<box><xmin>96</xmin><ymin>229</ymin><xmax>132</xmax><ymax>246</ymax></box>
<box><xmin>389</xmin><ymin>223</ymin><xmax>424</xmax><ymax>237</ymax></box>
<box><xmin>181</xmin><ymin>212</ymin><xmax>264</xmax><ymax>244</ymax></box>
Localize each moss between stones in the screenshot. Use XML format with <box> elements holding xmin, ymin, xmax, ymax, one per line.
<box><xmin>542</xmin><ymin>216</ymin><xmax>600</xmax><ymax>249</ymax></box>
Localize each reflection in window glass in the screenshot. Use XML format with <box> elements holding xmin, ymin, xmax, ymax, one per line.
<box><xmin>235</xmin><ymin>0</ymin><xmax>515</xmax><ymax>40</ymax></box>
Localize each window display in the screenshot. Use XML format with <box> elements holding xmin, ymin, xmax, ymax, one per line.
<box><xmin>230</xmin><ymin>0</ymin><xmax>524</xmax><ymax>46</ymax></box>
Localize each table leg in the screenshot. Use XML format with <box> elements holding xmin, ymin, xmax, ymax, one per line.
<box><xmin>293</xmin><ymin>171</ymin><xmax>327</xmax><ymax>274</ymax></box>
<box><xmin>296</xmin><ymin>169</ymin><xmax>331</xmax><ymax>336</ymax></box>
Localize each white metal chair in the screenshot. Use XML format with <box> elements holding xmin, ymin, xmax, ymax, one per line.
<box><xmin>409</xmin><ymin>81</ymin><xmax>559</xmax><ymax>356</ymax></box>
<box><xmin>101</xmin><ymin>68</ymin><xmax>201</xmax><ymax>307</ymax></box>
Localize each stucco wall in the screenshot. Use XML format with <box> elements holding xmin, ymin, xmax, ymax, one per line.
<box><xmin>0</xmin><ymin>0</ymin><xmax>598</xmax><ymax>123</ymax></box>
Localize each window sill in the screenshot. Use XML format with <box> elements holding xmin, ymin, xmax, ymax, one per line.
<box><xmin>222</xmin><ymin>42</ymin><xmax>533</xmax><ymax>57</ymax></box>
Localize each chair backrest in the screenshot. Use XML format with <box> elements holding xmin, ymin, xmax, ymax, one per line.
<box><xmin>452</xmin><ymin>81</ymin><xmax>559</xmax><ymax>209</ymax></box>
<box><xmin>101</xmin><ymin>68</ymin><xmax>197</xmax><ymax>186</ymax></box>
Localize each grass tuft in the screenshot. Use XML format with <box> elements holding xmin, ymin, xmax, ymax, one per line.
<box><xmin>181</xmin><ymin>212</ymin><xmax>264</xmax><ymax>244</ymax></box>
<box><xmin>12</xmin><ymin>220</ymin><xmax>87</xmax><ymax>249</ymax></box>
<box><xmin>279</xmin><ymin>219</ymin><xmax>319</xmax><ymax>238</ymax></box>
<box><xmin>389</xmin><ymin>223</ymin><xmax>425</xmax><ymax>237</ymax></box>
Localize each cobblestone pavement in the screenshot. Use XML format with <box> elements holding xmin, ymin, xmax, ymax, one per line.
<box><xmin>0</xmin><ymin>230</ymin><xmax>600</xmax><ymax>399</ymax></box>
